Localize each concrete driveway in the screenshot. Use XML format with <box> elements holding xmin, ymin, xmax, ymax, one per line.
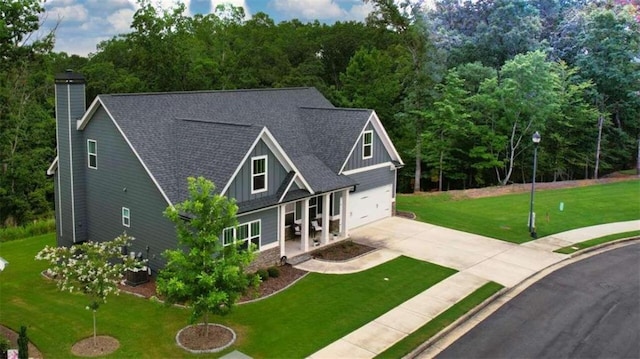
<box><xmin>349</xmin><ymin>216</ymin><xmax>567</xmax><ymax>288</ymax></box>
<box><xmin>305</xmin><ymin>217</ymin><xmax>569</xmax><ymax>358</ymax></box>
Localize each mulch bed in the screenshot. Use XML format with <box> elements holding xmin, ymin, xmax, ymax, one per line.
<box><xmin>311</xmin><ymin>241</ymin><xmax>376</xmax><ymax>261</ymax></box>
<box><xmin>0</xmin><ymin>325</ymin><xmax>43</xmax><ymax>359</ymax></box>
<box><xmin>119</xmin><ymin>241</ymin><xmax>376</xmax><ymax>302</ymax></box>
<box><xmin>176</xmin><ymin>324</ymin><xmax>234</xmax><ymax>352</ymax></box>
<box><xmin>71</xmin><ymin>335</ymin><xmax>119</xmax><ymax>357</ymax></box>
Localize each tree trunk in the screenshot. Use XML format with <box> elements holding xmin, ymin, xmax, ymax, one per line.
<box><xmin>636</xmin><ymin>137</ymin><xmax>640</xmax><ymax>176</ymax></box>
<box><xmin>93</xmin><ymin>310</ymin><xmax>97</xmax><ymax>346</ymax></box>
<box><xmin>594</xmin><ymin>115</ymin><xmax>603</xmax><ymax>179</ymax></box>
<box><xmin>204</xmin><ymin>312</ymin><xmax>209</xmax><ymax>337</ymax></box>
<box><xmin>438</xmin><ymin>150</ymin><xmax>444</xmax><ymax>192</ymax></box>
<box><xmin>414</xmin><ymin>134</ymin><xmax>422</xmax><ymax>192</ymax></box>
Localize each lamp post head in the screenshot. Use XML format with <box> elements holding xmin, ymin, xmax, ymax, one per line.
<box><xmin>532</xmin><ymin>131</ymin><xmax>541</xmax><ymax>144</ymax></box>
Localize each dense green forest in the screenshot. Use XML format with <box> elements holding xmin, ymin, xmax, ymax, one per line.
<box><xmin>1</xmin><ymin>0</ymin><xmax>639</xmax><ymax>226</ymax></box>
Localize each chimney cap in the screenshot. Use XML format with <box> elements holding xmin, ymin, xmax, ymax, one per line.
<box><xmin>55</xmin><ymin>70</ymin><xmax>85</xmax><ymax>84</ymax></box>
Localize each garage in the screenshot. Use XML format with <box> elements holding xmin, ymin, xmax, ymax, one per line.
<box><xmin>348</xmin><ymin>185</ymin><xmax>392</xmax><ymax>229</ymax></box>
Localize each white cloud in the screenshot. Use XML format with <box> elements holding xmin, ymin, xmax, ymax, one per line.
<box><xmin>47</xmin><ymin>4</ymin><xmax>89</xmax><ymax>23</ymax></box>
<box><xmin>271</xmin><ymin>0</ymin><xmax>346</xmax><ymax>20</ymax></box>
<box><xmin>47</xmin><ymin>0</ymin><xmax>78</xmax><ymax>6</ymax></box>
<box><xmin>345</xmin><ymin>2</ymin><xmax>374</xmax><ymax>21</ymax></box>
<box><xmin>107</xmin><ymin>8</ymin><xmax>136</xmax><ymax>33</ymax></box>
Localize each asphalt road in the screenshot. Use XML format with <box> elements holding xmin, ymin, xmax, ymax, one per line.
<box><xmin>436</xmin><ymin>243</ymin><xmax>640</xmax><ymax>359</ymax></box>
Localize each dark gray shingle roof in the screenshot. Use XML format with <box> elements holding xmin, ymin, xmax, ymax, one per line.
<box><xmin>299</xmin><ymin>107</ymin><xmax>372</xmax><ymax>173</ymax></box>
<box><xmin>98</xmin><ymin>88</ymin><xmax>367</xmax><ymax>206</ymax></box>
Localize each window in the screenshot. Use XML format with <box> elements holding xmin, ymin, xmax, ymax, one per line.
<box><xmin>284</xmin><ymin>202</ymin><xmax>295</xmax><ymax>227</ymax></box>
<box><xmin>308</xmin><ymin>196</ymin><xmax>323</xmax><ymax>219</ymax></box>
<box><xmin>87</xmin><ymin>139</ymin><xmax>97</xmax><ymax>169</ymax></box>
<box><xmin>222</xmin><ymin>220</ymin><xmax>261</xmax><ymax>250</ymax></box>
<box><xmin>330</xmin><ymin>192</ymin><xmax>340</xmax><ymax>216</ymax></box>
<box><xmin>222</xmin><ymin>228</ymin><xmax>234</xmax><ymax>246</ymax></box>
<box><xmin>251</xmin><ymin>156</ymin><xmax>267</xmax><ymax>194</ymax></box>
<box><xmin>362</xmin><ymin>131</ymin><xmax>373</xmax><ymax>159</ymax></box>
<box><xmin>122</xmin><ymin>207</ymin><xmax>130</xmax><ymax>227</ymax></box>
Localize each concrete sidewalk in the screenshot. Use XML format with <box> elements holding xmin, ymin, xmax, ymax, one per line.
<box><xmin>301</xmin><ymin>217</ymin><xmax>639</xmax><ymax>359</ymax></box>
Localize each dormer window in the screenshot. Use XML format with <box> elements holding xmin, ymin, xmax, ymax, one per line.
<box><xmin>251</xmin><ymin>155</ymin><xmax>267</xmax><ymax>194</ymax></box>
<box><xmin>362</xmin><ymin>131</ymin><xmax>373</xmax><ymax>159</ymax></box>
<box><xmin>87</xmin><ymin>139</ymin><xmax>97</xmax><ymax>169</ymax></box>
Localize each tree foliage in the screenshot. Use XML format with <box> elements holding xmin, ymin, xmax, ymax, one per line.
<box><xmin>35</xmin><ymin>233</ymin><xmax>141</xmax><ymax>345</ymax></box>
<box><xmin>157</xmin><ymin>177</ymin><xmax>259</xmax><ymax>335</ymax></box>
<box><xmin>3</xmin><ymin>0</ymin><xmax>639</xmax><ymax>226</ymax></box>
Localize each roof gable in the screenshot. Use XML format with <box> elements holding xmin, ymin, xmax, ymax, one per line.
<box><xmin>74</xmin><ymin>87</ymin><xmax>396</xmax><ymax>205</ymax></box>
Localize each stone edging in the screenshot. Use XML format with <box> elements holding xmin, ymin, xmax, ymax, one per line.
<box><xmin>175</xmin><ymin>323</ymin><xmax>236</xmax><ymax>354</ymax></box>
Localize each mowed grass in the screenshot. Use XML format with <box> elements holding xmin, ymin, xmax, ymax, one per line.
<box><xmin>376</xmin><ymin>282</ymin><xmax>504</xmax><ymax>359</ymax></box>
<box><xmin>0</xmin><ymin>234</ymin><xmax>456</xmax><ymax>358</ymax></box>
<box><xmin>398</xmin><ymin>180</ymin><xmax>640</xmax><ymax>243</ymax></box>
<box><xmin>554</xmin><ymin>230</ymin><xmax>640</xmax><ymax>254</ymax></box>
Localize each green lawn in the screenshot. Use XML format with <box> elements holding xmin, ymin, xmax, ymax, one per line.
<box><xmin>376</xmin><ymin>282</ymin><xmax>504</xmax><ymax>359</ymax></box>
<box><xmin>0</xmin><ymin>234</ymin><xmax>456</xmax><ymax>358</ymax></box>
<box><xmin>398</xmin><ymin>180</ymin><xmax>640</xmax><ymax>243</ymax></box>
<box><xmin>554</xmin><ymin>230</ymin><xmax>640</xmax><ymax>254</ymax></box>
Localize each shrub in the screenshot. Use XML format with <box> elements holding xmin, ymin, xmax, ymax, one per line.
<box><xmin>17</xmin><ymin>326</ymin><xmax>28</xmax><ymax>359</ymax></box>
<box><xmin>256</xmin><ymin>268</ymin><xmax>269</xmax><ymax>281</ymax></box>
<box><xmin>0</xmin><ymin>218</ymin><xmax>55</xmax><ymax>242</ymax></box>
<box><xmin>267</xmin><ymin>266</ymin><xmax>280</xmax><ymax>278</ymax></box>
<box><xmin>0</xmin><ymin>336</ymin><xmax>9</xmax><ymax>359</ymax></box>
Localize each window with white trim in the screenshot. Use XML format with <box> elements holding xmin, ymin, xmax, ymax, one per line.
<box><xmin>330</xmin><ymin>192</ymin><xmax>340</xmax><ymax>216</ymax></box>
<box><xmin>362</xmin><ymin>131</ymin><xmax>373</xmax><ymax>159</ymax></box>
<box><xmin>251</xmin><ymin>156</ymin><xmax>267</xmax><ymax>194</ymax></box>
<box><xmin>222</xmin><ymin>220</ymin><xmax>261</xmax><ymax>250</ymax></box>
<box><xmin>87</xmin><ymin>139</ymin><xmax>97</xmax><ymax>169</ymax></box>
<box><xmin>284</xmin><ymin>202</ymin><xmax>296</xmax><ymax>227</ymax></box>
<box><xmin>122</xmin><ymin>207</ymin><xmax>130</xmax><ymax>227</ymax></box>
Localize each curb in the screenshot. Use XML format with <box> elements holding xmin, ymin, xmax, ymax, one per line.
<box><xmin>403</xmin><ymin>286</ymin><xmax>509</xmax><ymax>359</ymax></box>
<box><xmin>566</xmin><ymin>236</ymin><xmax>640</xmax><ymax>258</ymax></box>
<box><xmin>406</xmin><ymin>238</ymin><xmax>640</xmax><ymax>359</ymax></box>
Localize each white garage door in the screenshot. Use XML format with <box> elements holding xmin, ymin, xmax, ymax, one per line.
<box><xmin>348</xmin><ymin>185</ymin><xmax>392</xmax><ymax>229</ymax></box>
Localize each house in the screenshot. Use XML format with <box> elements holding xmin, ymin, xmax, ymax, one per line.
<box><xmin>47</xmin><ymin>71</ymin><xmax>403</xmax><ymax>270</ymax></box>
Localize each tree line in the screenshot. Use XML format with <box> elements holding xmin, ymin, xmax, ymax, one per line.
<box><xmin>1</xmin><ymin>0</ymin><xmax>638</xmax><ymax>226</ymax></box>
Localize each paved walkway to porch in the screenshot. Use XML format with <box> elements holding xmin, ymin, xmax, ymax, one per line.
<box><xmin>301</xmin><ymin>217</ymin><xmax>640</xmax><ymax>359</ymax></box>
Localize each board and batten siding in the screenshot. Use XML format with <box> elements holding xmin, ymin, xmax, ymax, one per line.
<box><xmin>348</xmin><ymin>165</ymin><xmax>396</xmax><ymax>193</ymax></box>
<box><xmin>54</xmin><ymin>81</ymin><xmax>87</xmax><ymax>246</ymax></box>
<box><xmin>226</xmin><ymin>140</ymin><xmax>288</xmax><ymax>202</ymax></box>
<box><xmin>82</xmin><ymin>107</ymin><xmax>177</xmax><ymax>270</ymax></box>
<box><xmin>343</xmin><ymin>123</ymin><xmax>393</xmax><ymax>172</ymax></box>
<box><xmin>237</xmin><ymin>207</ymin><xmax>278</xmax><ymax>248</ymax></box>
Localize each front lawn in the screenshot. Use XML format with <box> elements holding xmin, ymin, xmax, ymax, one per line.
<box><xmin>398</xmin><ymin>180</ymin><xmax>640</xmax><ymax>243</ymax></box>
<box><xmin>0</xmin><ymin>234</ymin><xmax>456</xmax><ymax>358</ymax></box>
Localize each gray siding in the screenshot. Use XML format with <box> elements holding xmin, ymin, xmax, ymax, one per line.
<box><xmin>348</xmin><ymin>165</ymin><xmax>395</xmax><ymax>192</ymax></box>
<box><xmin>82</xmin><ymin>107</ymin><xmax>176</xmax><ymax>270</ymax></box>
<box><xmin>344</xmin><ymin>123</ymin><xmax>393</xmax><ymax>171</ymax></box>
<box><xmin>226</xmin><ymin>140</ymin><xmax>288</xmax><ymax>202</ymax></box>
<box><xmin>55</xmin><ymin>82</ymin><xmax>87</xmax><ymax>246</ymax></box>
<box><xmin>238</xmin><ymin>207</ymin><xmax>278</xmax><ymax>248</ymax></box>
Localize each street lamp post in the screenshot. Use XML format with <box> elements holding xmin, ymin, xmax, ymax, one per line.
<box><xmin>529</xmin><ymin>131</ymin><xmax>541</xmax><ymax>238</ymax></box>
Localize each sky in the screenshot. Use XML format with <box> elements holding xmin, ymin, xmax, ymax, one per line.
<box><xmin>41</xmin><ymin>0</ymin><xmax>377</xmax><ymax>56</ymax></box>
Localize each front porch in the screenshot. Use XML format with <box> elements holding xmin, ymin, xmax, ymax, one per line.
<box><xmin>278</xmin><ymin>188</ymin><xmax>350</xmax><ymax>259</ymax></box>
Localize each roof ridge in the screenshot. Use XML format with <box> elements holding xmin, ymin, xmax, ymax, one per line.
<box><xmin>104</xmin><ymin>87</ymin><xmax>314</xmax><ymax>97</ymax></box>
<box><xmin>178</xmin><ymin>118</ymin><xmax>258</xmax><ymax>128</ymax></box>
<box><xmin>300</xmin><ymin>106</ymin><xmax>371</xmax><ymax>112</ymax></box>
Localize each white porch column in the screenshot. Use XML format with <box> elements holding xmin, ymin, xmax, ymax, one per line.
<box><xmin>340</xmin><ymin>188</ymin><xmax>349</xmax><ymax>238</ymax></box>
<box><xmin>321</xmin><ymin>192</ymin><xmax>330</xmax><ymax>244</ymax></box>
<box><xmin>301</xmin><ymin>198</ymin><xmax>310</xmax><ymax>252</ymax></box>
<box><xmin>279</xmin><ymin>204</ymin><xmax>286</xmax><ymax>257</ymax></box>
